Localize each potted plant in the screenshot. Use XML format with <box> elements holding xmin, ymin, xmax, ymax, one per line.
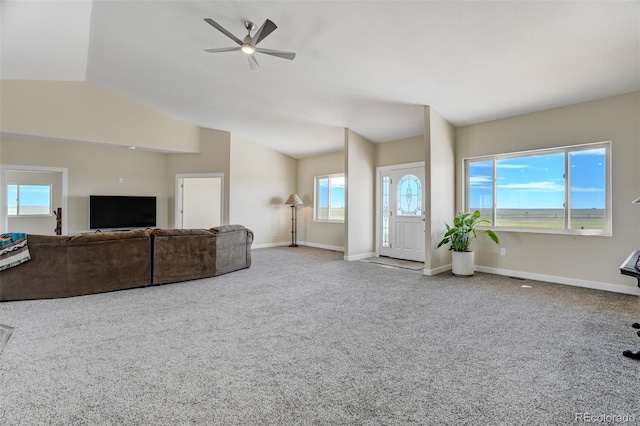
<box><xmin>437</xmin><ymin>210</ymin><xmax>499</xmax><ymax>276</ymax></box>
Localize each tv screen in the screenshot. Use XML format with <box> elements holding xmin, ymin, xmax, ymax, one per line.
<box><xmin>89</xmin><ymin>195</ymin><xmax>157</xmax><ymax>230</ymax></box>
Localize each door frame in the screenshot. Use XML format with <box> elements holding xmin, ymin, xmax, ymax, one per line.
<box><xmin>175</xmin><ymin>173</ymin><xmax>225</xmax><ymax>229</ymax></box>
<box><xmin>0</xmin><ymin>164</ymin><xmax>69</xmax><ymax>235</ymax></box>
<box><xmin>375</xmin><ymin>161</ymin><xmax>425</xmax><ymax>258</ymax></box>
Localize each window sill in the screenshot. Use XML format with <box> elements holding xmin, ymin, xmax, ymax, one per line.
<box><xmin>314</xmin><ymin>220</ymin><xmax>345</xmax><ymax>224</ymax></box>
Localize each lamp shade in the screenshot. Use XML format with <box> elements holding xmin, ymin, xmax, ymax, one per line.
<box><xmin>285</xmin><ymin>193</ymin><xmax>303</xmax><ymax>205</ymax></box>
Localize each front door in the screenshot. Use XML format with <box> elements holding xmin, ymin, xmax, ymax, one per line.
<box><xmin>379</xmin><ymin>166</ymin><xmax>425</xmax><ymax>262</ymax></box>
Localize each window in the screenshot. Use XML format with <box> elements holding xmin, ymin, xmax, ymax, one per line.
<box><xmin>315</xmin><ymin>173</ymin><xmax>345</xmax><ymax>222</ymax></box>
<box><xmin>381</xmin><ymin>176</ymin><xmax>390</xmax><ymax>247</ymax></box>
<box><xmin>396</xmin><ymin>174</ymin><xmax>422</xmax><ymax>216</ymax></box>
<box><xmin>7</xmin><ymin>184</ymin><xmax>52</xmax><ymax>216</ymax></box>
<box><xmin>465</xmin><ymin>142</ymin><xmax>610</xmax><ymax>235</ymax></box>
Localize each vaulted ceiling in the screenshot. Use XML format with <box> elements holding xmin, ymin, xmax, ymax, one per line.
<box><xmin>2</xmin><ymin>1</ymin><xmax>639</xmax><ymax>158</ymax></box>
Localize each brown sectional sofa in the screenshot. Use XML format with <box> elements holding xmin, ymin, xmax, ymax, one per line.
<box><xmin>0</xmin><ymin>225</ymin><xmax>253</xmax><ymax>302</ymax></box>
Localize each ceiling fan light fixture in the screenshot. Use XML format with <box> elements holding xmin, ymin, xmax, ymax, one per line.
<box><xmin>204</xmin><ymin>18</ymin><xmax>295</xmax><ymax>68</ymax></box>
<box><xmin>241</xmin><ymin>44</ymin><xmax>256</xmax><ymax>55</ymax></box>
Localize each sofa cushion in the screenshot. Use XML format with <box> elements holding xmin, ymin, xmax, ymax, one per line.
<box><xmin>211</xmin><ymin>226</ymin><xmax>253</xmax><ymax>276</ymax></box>
<box><xmin>0</xmin><ymin>231</ymin><xmax>152</xmax><ymax>301</ymax></box>
<box><xmin>0</xmin><ymin>235</ymin><xmax>72</xmax><ymax>301</ymax></box>
<box><xmin>151</xmin><ymin>229</ymin><xmax>217</xmax><ymax>285</ymax></box>
<box><xmin>66</xmin><ymin>230</ymin><xmax>152</xmax><ymax>295</ymax></box>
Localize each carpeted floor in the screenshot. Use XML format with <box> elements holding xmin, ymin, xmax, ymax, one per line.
<box><xmin>1</xmin><ymin>246</ymin><xmax>639</xmax><ymax>425</ymax></box>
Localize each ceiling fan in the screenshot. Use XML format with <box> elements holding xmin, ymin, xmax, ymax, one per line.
<box><xmin>204</xmin><ymin>18</ymin><xmax>296</xmax><ymax>70</ymax></box>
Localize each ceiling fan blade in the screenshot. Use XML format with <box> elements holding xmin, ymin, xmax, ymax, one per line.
<box><xmin>252</xmin><ymin>19</ymin><xmax>277</xmax><ymax>46</ymax></box>
<box><xmin>248</xmin><ymin>54</ymin><xmax>260</xmax><ymax>71</ymax></box>
<box><xmin>204</xmin><ymin>47</ymin><xmax>242</xmax><ymax>53</ymax></box>
<box><xmin>255</xmin><ymin>48</ymin><xmax>296</xmax><ymax>61</ymax></box>
<box><xmin>204</xmin><ymin>18</ymin><xmax>243</xmax><ymax>46</ymax></box>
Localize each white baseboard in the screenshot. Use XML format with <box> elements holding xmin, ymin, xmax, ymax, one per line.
<box><xmin>250</xmin><ymin>244</ymin><xmax>640</xmax><ymax>296</ymax></box>
<box><xmin>475</xmin><ymin>265</ymin><xmax>640</xmax><ymax>296</ymax></box>
<box><xmin>252</xmin><ymin>241</ymin><xmax>290</xmax><ymax>249</ymax></box>
<box><xmin>344</xmin><ymin>252</ymin><xmax>376</xmax><ymax>261</ymax></box>
<box><xmin>422</xmin><ymin>262</ymin><xmax>639</xmax><ymax>296</ymax></box>
<box><xmin>297</xmin><ymin>241</ymin><xmax>344</xmax><ymax>252</ymax></box>
<box><xmin>423</xmin><ymin>264</ymin><xmax>452</xmax><ymax>276</ymax></box>
<box><xmin>252</xmin><ymin>241</ymin><xmax>345</xmax><ymax>251</ymax></box>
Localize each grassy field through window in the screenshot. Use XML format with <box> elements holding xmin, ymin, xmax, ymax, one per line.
<box><xmin>316</xmin><ymin>207</ymin><xmax>345</xmax><ymax>222</ymax></box>
<box><xmin>474</xmin><ymin>208</ymin><xmax>605</xmax><ymax>230</ymax></box>
<box><xmin>8</xmin><ymin>205</ymin><xmax>51</xmax><ymax>216</ymax></box>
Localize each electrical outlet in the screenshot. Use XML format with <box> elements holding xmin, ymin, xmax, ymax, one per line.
<box><xmin>500</xmin><ymin>247</ymin><xmax>507</xmax><ymax>256</ymax></box>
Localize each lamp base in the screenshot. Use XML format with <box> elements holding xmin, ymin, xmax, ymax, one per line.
<box><xmin>289</xmin><ymin>244</ymin><xmax>299</xmax><ymax>247</ymax></box>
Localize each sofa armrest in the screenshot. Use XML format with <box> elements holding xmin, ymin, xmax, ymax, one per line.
<box><xmin>211</xmin><ymin>224</ymin><xmax>247</xmax><ymax>234</ymax></box>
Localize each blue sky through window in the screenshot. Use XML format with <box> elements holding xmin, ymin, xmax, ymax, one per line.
<box><xmin>318</xmin><ymin>177</ymin><xmax>345</xmax><ymax>209</ymax></box>
<box><xmin>569</xmin><ymin>148</ymin><xmax>606</xmax><ymax>209</ymax></box>
<box><xmin>497</xmin><ymin>153</ymin><xmax>565</xmax><ymax>209</ymax></box>
<box><xmin>7</xmin><ymin>184</ymin><xmax>51</xmax><ymax>215</ymax></box>
<box><xmin>7</xmin><ymin>185</ymin><xmax>17</xmax><ymax>210</ymax></box>
<box><xmin>469</xmin><ymin>148</ymin><xmax>605</xmax><ymax>210</ymax></box>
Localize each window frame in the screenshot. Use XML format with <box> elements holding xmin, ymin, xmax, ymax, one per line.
<box><xmin>7</xmin><ymin>183</ymin><xmax>53</xmax><ymax>217</ymax></box>
<box><xmin>314</xmin><ymin>173</ymin><xmax>345</xmax><ymax>223</ymax></box>
<box><xmin>463</xmin><ymin>141</ymin><xmax>611</xmax><ymax>236</ymax></box>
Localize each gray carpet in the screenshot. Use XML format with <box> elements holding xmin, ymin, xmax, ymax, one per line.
<box><xmin>364</xmin><ymin>256</ymin><xmax>425</xmax><ymax>270</ymax></box>
<box><xmin>1</xmin><ymin>246</ymin><xmax>639</xmax><ymax>425</ymax></box>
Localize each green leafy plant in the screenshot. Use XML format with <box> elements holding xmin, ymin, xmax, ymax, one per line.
<box><xmin>437</xmin><ymin>210</ymin><xmax>499</xmax><ymax>252</ymax></box>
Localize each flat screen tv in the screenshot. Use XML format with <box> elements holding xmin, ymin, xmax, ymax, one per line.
<box><xmin>89</xmin><ymin>195</ymin><xmax>157</xmax><ymax>230</ymax></box>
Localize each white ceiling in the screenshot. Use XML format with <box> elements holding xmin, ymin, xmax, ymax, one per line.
<box><xmin>2</xmin><ymin>1</ymin><xmax>639</xmax><ymax>158</ymax></box>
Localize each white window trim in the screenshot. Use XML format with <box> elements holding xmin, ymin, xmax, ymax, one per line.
<box><xmin>463</xmin><ymin>141</ymin><xmax>612</xmax><ymax>236</ymax></box>
<box><xmin>7</xmin><ymin>183</ymin><xmax>54</xmax><ymax>217</ymax></box>
<box><xmin>314</xmin><ymin>173</ymin><xmax>345</xmax><ymax>223</ymax></box>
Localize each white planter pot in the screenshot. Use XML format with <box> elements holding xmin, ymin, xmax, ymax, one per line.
<box><xmin>452</xmin><ymin>251</ymin><xmax>475</xmax><ymax>276</ymax></box>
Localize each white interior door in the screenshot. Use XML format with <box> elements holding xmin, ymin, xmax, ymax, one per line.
<box><xmin>379</xmin><ymin>166</ymin><xmax>425</xmax><ymax>262</ymax></box>
<box><xmin>177</xmin><ymin>175</ymin><xmax>223</xmax><ymax>229</ymax></box>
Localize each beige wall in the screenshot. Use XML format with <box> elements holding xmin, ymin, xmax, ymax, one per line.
<box><xmin>1</xmin><ymin>135</ymin><xmax>169</xmax><ymax>234</ymax></box>
<box><xmin>372</xmin><ymin>114</ymin><xmax>454</xmax><ymax>270</ymax></box>
<box><xmin>4</xmin><ymin>78</ymin><xmax>636</xmax><ymax>295</ymax></box>
<box><xmin>297</xmin><ymin>151</ymin><xmax>345</xmax><ymax>249</ymax></box>
<box><xmin>229</xmin><ymin>135</ymin><xmax>297</xmax><ymax>247</ymax></box>
<box><xmin>456</xmin><ymin>92</ymin><xmax>640</xmax><ymax>293</ymax></box>
<box><xmin>426</xmin><ymin>106</ymin><xmax>456</xmax><ymax>272</ymax></box>
<box><xmin>376</xmin><ymin>135</ymin><xmax>424</xmax><ymax>167</ymax></box>
<box><xmin>345</xmin><ymin>129</ymin><xmax>376</xmax><ymax>260</ymax></box>
<box><xmin>282</xmin><ymin>135</ymin><xmax>433</xmax><ymax>255</ymax></box>
<box><xmin>167</xmin><ymin>128</ymin><xmax>231</xmax><ymax>227</ymax></box>
<box><xmin>0</xmin><ymin>81</ymin><xmax>298</xmax><ymax>245</ymax></box>
<box><xmin>0</xmin><ymin>80</ymin><xmax>200</xmax><ymax>153</ymax></box>
<box><xmin>1</xmin><ymin>127</ymin><xmax>296</xmax><ymax>241</ymax></box>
